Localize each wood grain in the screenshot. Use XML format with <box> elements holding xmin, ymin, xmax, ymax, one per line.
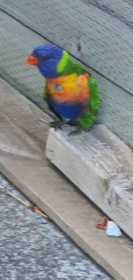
<box><xmin>0</xmin><ymin>1</ymin><xmax>133</xmax><ymax>148</ymax></box>
<box><xmin>0</xmin><ymin>78</ymin><xmax>133</xmax><ymax>280</ymax></box>
<box><xmin>0</xmin><ymin>0</ymin><xmax>133</xmax><ymax>95</ymax></box>
<box><xmin>47</xmin><ymin>126</ymin><xmax>133</xmax><ymax>239</ymax></box>
<box><xmin>82</xmin><ymin>0</ymin><xmax>133</xmax><ymax>28</ymax></box>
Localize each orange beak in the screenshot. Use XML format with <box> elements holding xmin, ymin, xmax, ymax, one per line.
<box><xmin>26</xmin><ymin>55</ymin><xmax>38</xmax><ymax>65</ymax></box>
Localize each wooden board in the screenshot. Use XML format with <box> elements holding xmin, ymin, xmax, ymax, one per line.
<box><xmin>47</xmin><ymin>126</ymin><xmax>133</xmax><ymax>239</ymax></box>
<box><xmin>0</xmin><ymin>3</ymin><xmax>133</xmax><ymax>149</ymax></box>
<box><xmin>1</xmin><ymin>0</ymin><xmax>133</xmax><ymax>95</ymax></box>
<box><xmin>0</xmin><ymin>78</ymin><xmax>133</xmax><ymax>280</ymax></box>
<box><xmin>82</xmin><ymin>0</ymin><xmax>133</xmax><ymax>28</ymax></box>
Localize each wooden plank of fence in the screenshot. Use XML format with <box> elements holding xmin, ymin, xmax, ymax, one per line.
<box><xmin>0</xmin><ymin>79</ymin><xmax>133</xmax><ymax>279</ymax></box>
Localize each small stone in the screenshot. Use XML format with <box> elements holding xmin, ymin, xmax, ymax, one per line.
<box><xmin>106</xmin><ymin>221</ymin><xmax>122</xmax><ymax>237</ymax></box>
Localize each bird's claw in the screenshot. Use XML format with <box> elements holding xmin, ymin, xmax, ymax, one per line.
<box><xmin>50</xmin><ymin>120</ymin><xmax>65</xmax><ymax>130</ymax></box>
<box><xmin>68</xmin><ymin>128</ymin><xmax>82</xmax><ymax>136</ymax></box>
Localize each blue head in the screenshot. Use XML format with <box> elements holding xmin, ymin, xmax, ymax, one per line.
<box><xmin>26</xmin><ymin>44</ymin><xmax>63</xmax><ymax>78</ymax></box>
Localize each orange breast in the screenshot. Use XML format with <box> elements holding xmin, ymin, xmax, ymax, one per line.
<box><xmin>47</xmin><ymin>73</ymin><xmax>90</xmax><ymax>104</ymax></box>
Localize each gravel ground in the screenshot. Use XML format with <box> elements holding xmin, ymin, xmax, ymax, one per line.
<box><xmin>0</xmin><ymin>175</ymin><xmax>111</xmax><ymax>280</ymax></box>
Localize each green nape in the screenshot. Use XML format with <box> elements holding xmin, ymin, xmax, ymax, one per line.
<box><xmin>57</xmin><ymin>51</ymin><xmax>85</xmax><ymax>76</ymax></box>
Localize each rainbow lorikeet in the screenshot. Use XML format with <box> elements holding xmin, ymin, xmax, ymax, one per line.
<box><xmin>26</xmin><ymin>44</ymin><xmax>100</xmax><ymax>132</ymax></box>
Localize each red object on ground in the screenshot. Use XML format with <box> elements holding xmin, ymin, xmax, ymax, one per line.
<box><xmin>31</xmin><ymin>206</ymin><xmax>48</xmax><ymax>218</ymax></box>
<box><xmin>96</xmin><ymin>217</ymin><xmax>108</xmax><ymax>230</ymax></box>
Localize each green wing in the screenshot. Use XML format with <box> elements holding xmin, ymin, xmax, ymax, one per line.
<box><xmin>79</xmin><ymin>77</ymin><xmax>100</xmax><ymax>129</ymax></box>
<box><xmin>89</xmin><ymin>77</ymin><xmax>100</xmax><ymax>113</ymax></box>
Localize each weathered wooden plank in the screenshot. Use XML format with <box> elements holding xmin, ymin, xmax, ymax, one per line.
<box><xmin>82</xmin><ymin>0</ymin><xmax>133</xmax><ymax>28</ymax></box>
<box><xmin>0</xmin><ymin>78</ymin><xmax>133</xmax><ymax>280</ymax></box>
<box><xmin>89</xmin><ymin>69</ymin><xmax>133</xmax><ymax>148</ymax></box>
<box><xmin>1</xmin><ymin>0</ymin><xmax>133</xmax><ymax>95</ymax></box>
<box><xmin>46</xmin><ymin>126</ymin><xmax>133</xmax><ymax>239</ymax></box>
<box><xmin>0</xmin><ymin>10</ymin><xmax>132</xmax><ymax>147</ymax></box>
<box><xmin>0</xmin><ymin>11</ymin><xmax>45</xmax><ymax>108</ymax></box>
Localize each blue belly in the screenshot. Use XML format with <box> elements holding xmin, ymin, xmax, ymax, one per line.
<box><xmin>48</xmin><ymin>99</ymin><xmax>86</xmax><ymax>120</ymax></box>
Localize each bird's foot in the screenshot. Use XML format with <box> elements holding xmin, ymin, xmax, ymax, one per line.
<box><xmin>68</xmin><ymin>128</ymin><xmax>82</xmax><ymax>136</ymax></box>
<box><xmin>67</xmin><ymin>120</ymin><xmax>82</xmax><ymax>136</ymax></box>
<box><xmin>50</xmin><ymin>120</ymin><xmax>65</xmax><ymax>130</ymax></box>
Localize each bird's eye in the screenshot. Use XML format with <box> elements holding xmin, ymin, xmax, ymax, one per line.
<box><xmin>53</xmin><ymin>84</ymin><xmax>63</xmax><ymax>92</ymax></box>
<box><xmin>42</xmin><ymin>54</ymin><xmax>52</xmax><ymax>61</ymax></box>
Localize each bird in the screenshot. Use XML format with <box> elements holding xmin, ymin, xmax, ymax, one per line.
<box><xmin>26</xmin><ymin>44</ymin><xmax>100</xmax><ymax>133</ymax></box>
